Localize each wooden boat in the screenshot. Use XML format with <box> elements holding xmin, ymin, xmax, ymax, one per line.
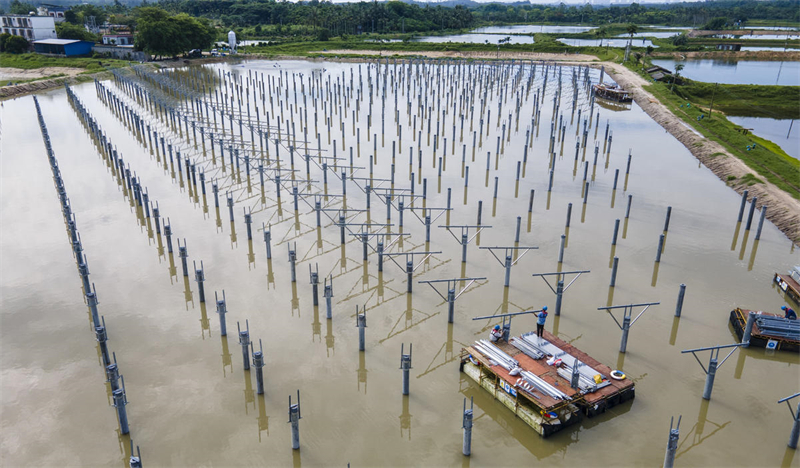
<box><xmin>592</xmin><ymin>83</ymin><xmax>632</xmax><ymax>103</ymax></box>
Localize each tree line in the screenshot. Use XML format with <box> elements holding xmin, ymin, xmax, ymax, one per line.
<box><xmin>152</xmin><ymin>0</ymin><xmax>799</xmax><ymax>35</ymax></box>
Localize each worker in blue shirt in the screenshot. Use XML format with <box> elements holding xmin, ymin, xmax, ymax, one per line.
<box><xmin>782</xmin><ymin>305</ymin><xmax>797</xmax><ymax>320</ymax></box>
<box><xmin>535</xmin><ymin>306</ymin><xmax>549</xmax><ymax>338</ymax></box>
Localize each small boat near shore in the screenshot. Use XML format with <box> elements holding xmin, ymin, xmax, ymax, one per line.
<box><xmin>592</xmin><ymin>83</ymin><xmax>633</xmax><ymax>102</ymax></box>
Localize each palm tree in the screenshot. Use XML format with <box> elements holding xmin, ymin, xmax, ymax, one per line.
<box><xmin>671</xmin><ymin>63</ymin><xmax>685</xmax><ymax>92</ymax></box>
<box><xmin>626</xmin><ymin>23</ymin><xmax>638</xmax><ymax>50</ymax></box>
<box><xmin>594</xmin><ymin>26</ymin><xmax>607</xmax><ymax>47</ymax></box>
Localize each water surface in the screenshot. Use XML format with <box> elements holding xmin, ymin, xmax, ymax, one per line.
<box><xmin>651</xmin><ymin>58</ymin><xmax>800</xmax><ymax>86</ymax></box>
<box><xmin>473</xmin><ymin>25</ymin><xmax>593</xmax><ymax>34</ymax></box>
<box><xmin>558</xmin><ymin>38</ymin><xmax>658</xmax><ymax>48</ymax></box>
<box><xmin>1</xmin><ymin>58</ymin><xmax>798</xmax><ymax>468</ymax></box>
<box><xmin>727</xmin><ymin>116</ymin><xmax>800</xmax><ymax>160</ymax></box>
<box><xmin>412</xmin><ymin>33</ymin><xmax>534</xmax><ymax>44</ymax></box>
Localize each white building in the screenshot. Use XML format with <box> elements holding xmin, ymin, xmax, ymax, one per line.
<box><xmin>37</xmin><ymin>5</ymin><xmax>67</xmax><ymax>23</ymax></box>
<box><xmin>0</xmin><ymin>15</ymin><xmax>57</xmax><ymax>41</ymax></box>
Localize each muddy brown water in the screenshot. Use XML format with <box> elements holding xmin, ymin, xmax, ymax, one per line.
<box><xmin>1</xmin><ymin>59</ymin><xmax>798</xmax><ymax>467</ymax></box>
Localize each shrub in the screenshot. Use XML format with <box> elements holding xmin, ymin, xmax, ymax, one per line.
<box><xmin>4</xmin><ymin>35</ymin><xmax>29</xmax><ymax>54</ymax></box>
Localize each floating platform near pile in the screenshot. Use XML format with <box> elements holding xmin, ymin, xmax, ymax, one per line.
<box><xmin>774</xmin><ymin>267</ymin><xmax>800</xmax><ymax>304</ymax></box>
<box><xmin>592</xmin><ymin>83</ymin><xmax>633</xmax><ymax>103</ymax></box>
<box><xmin>459</xmin><ymin>330</ymin><xmax>635</xmax><ymax>438</ymax></box>
<box><xmin>730</xmin><ymin>308</ymin><xmax>800</xmax><ymax>353</ymax></box>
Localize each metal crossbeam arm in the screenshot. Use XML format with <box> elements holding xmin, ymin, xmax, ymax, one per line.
<box><xmin>778</xmin><ymin>393</ymin><xmax>800</xmax><ymax>404</ymax></box>
<box><xmin>681</xmin><ymin>343</ymin><xmax>744</xmax><ymax>354</ymax></box>
<box><xmin>438</xmin><ymin>225</ymin><xmax>493</xmax><ymax>244</ymax></box>
<box><xmin>371</xmin><ymin>232</ymin><xmax>411</xmax><ymax>249</ymax></box>
<box><xmin>598</xmin><ymin>302</ymin><xmax>660</xmax><ymax>310</ymax></box>
<box><xmin>419</xmin><ymin>277</ymin><xmax>486</xmax><ymax>303</ymax></box>
<box><xmin>409</xmin><ymin>207</ymin><xmax>451</xmax><ymax>225</ymax></box>
<box><xmin>472</xmin><ymin>309</ymin><xmax>542</xmax><ymax>321</ymax></box>
<box><xmin>383</xmin><ymin>251</ymin><xmax>442</xmax><ymax>272</ymax></box>
<box><xmin>531</xmin><ymin>270</ymin><xmax>590</xmax><ymax>292</ymax></box>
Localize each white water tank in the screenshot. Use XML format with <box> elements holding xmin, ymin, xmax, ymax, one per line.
<box><xmin>228</xmin><ymin>30</ymin><xmax>237</xmax><ymax>52</ymax></box>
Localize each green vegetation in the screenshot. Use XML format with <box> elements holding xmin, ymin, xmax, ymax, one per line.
<box><xmin>0</xmin><ymin>33</ymin><xmax>28</xmax><ymax>54</ymax></box>
<box><xmin>638</xmin><ymin>72</ymin><xmax>799</xmax><ymax>199</ymax></box>
<box><xmin>45</xmin><ymin>0</ymin><xmax>788</xmax><ymax>43</ymax></box>
<box><xmin>6</xmin><ymin>0</ymin><xmax>35</xmax><ymax>15</ymax></box>
<box><xmin>0</xmin><ymin>73</ymin><xmax>65</xmax><ymax>86</ymax></box>
<box><xmin>672</xmin><ymin>81</ymin><xmax>800</xmax><ymax>119</ymax></box>
<box><xmin>239</xmin><ymin>36</ymin><xmax>621</xmax><ymax>62</ymax></box>
<box><xmin>739</xmin><ymin>173</ymin><xmax>764</xmax><ymax>186</ymax></box>
<box><xmin>134</xmin><ymin>7</ymin><xmax>215</xmax><ymax>59</ymax></box>
<box><xmin>703</xmin><ymin>17</ymin><xmax>730</xmax><ymax>30</ymax></box>
<box><xmin>0</xmin><ymin>52</ymin><xmax>130</xmax><ymax>70</ymax></box>
<box><xmin>56</xmin><ymin>22</ymin><xmax>100</xmax><ymax>42</ymax></box>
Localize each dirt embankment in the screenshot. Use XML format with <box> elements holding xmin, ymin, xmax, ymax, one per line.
<box><xmin>0</xmin><ymin>66</ymin><xmax>86</xmax><ymax>80</ymax></box>
<box><xmin>0</xmin><ymin>56</ymin><xmax>232</xmax><ymax>99</ymax></box>
<box><xmin>599</xmin><ymin>63</ymin><xmax>799</xmax><ymax>242</ymax></box>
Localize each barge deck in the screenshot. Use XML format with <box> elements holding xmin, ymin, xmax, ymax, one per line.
<box><xmin>774</xmin><ymin>268</ymin><xmax>800</xmax><ymax>304</ymax></box>
<box><xmin>730</xmin><ymin>308</ymin><xmax>800</xmax><ymax>352</ymax></box>
<box><xmin>459</xmin><ymin>330</ymin><xmax>635</xmax><ymax>437</ymax></box>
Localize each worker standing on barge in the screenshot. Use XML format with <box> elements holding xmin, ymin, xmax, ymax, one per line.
<box><xmin>535</xmin><ymin>306</ymin><xmax>549</xmax><ymax>339</ymax></box>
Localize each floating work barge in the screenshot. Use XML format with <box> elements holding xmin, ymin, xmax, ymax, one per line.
<box><xmin>592</xmin><ymin>83</ymin><xmax>633</xmax><ymax>103</ymax></box>
<box><xmin>730</xmin><ymin>308</ymin><xmax>800</xmax><ymax>352</ymax></box>
<box><xmin>774</xmin><ymin>266</ymin><xmax>800</xmax><ymax>304</ymax></box>
<box><xmin>460</xmin><ymin>330</ymin><xmax>635</xmax><ymax>437</ymax></box>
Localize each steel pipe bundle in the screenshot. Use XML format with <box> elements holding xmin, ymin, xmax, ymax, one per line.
<box><xmin>518</xmin><ymin>370</ymin><xmax>570</xmax><ymax>401</ymax></box>
<box><xmin>473</xmin><ymin>340</ymin><xmax>518</xmax><ymax>371</ymax></box>
<box><xmin>756</xmin><ymin>315</ymin><xmax>800</xmax><ymax>340</ymax></box>
<box><xmin>509</xmin><ymin>337</ymin><xmax>545</xmax><ymax>360</ymax></box>
<box><xmin>518</xmin><ymin>333</ymin><xmax>610</xmax><ymax>394</ymax></box>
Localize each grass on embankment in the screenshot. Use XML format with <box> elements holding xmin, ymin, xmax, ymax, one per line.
<box><xmin>245</xmin><ymin>37</ymin><xmax>620</xmax><ymax>61</ymax></box>
<box><xmin>640</xmin><ymin>76</ymin><xmax>800</xmax><ymax>199</ymax></box>
<box><xmin>0</xmin><ymin>53</ymin><xmax>130</xmax><ymax>71</ymax></box>
<box><xmin>672</xmin><ymin>81</ymin><xmax>800</xmax><ymax>119</ymax></box>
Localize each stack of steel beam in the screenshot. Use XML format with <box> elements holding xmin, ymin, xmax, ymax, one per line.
<box><xmin>472</xmin><ymin>340</ymin><xmax>519</xmax><ymax>371</ymax></box>
<box><xmin>472</xmin><ymin>340</ymin><xmax>571</xmax><ymax>401</ymax></box>
<box><xmin>509</xmin><ymin>336</ymin><xmax>545</xmax><ymax>360</ymax></box>
<box><xmin>519</xmin><ymin>332</ymin><xmax>611</xmax><ymax>394</ymax></box>
<box><xmin>518</xmin><ymin>370</ymin><xmax>571</xmax><ymax>401</ymax></box>
<box><xmin>756</xmin><ymin>315</ymin><xmax>800</xmax><ymax>341</ymax></box>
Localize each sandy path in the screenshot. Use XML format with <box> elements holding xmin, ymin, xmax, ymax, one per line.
<box><xmin>0</xmin><ymin>66</ymin><xmax>85</xmax><ymax>80</ymax></box>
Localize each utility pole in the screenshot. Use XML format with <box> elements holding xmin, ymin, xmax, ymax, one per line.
<box><xmin>708</xmin><ymin>83</ymin><xmax>718</xmax><ymax>120</ymax></box>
